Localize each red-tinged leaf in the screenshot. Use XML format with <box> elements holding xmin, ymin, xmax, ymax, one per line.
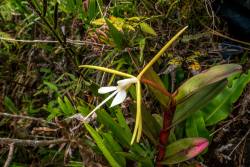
<box><xmin>161</xmin><ymin>138</ymin><xmax>209</xmax><ymax>165</ymax></box>
<box><xmin>175</xmin><ymin>64</ymin><xmax>241</xmax><ymax>102</ymax></box>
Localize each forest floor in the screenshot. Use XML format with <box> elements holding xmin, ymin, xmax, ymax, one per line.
<box><xmin>0</xmin><ymin>0</ymin><xmax>250</xmax><ymax>167</ymax></box>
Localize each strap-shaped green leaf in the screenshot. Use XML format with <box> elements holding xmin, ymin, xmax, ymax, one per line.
<box><xmin>102</xmin><ymin>132</ymin><xmax>126</xmax><ymax>166</ymax></box>
<box><xmin>172</xmin><ymin>80</ymin><xmax>227</xmax><ymax>126</ymax></box>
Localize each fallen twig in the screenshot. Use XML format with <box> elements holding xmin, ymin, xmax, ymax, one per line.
<box><xmin>3</xmin><ymin>143</ymin><xmax>14</xmax><ymax>167</ymax></box>
<box><xmin>0</xmin><ymin>138</ymin><xmax>68</xmax><ymax>147</ymax></box>
<box><xmin>0</xmin><ymin>112</ymin><xmax>58</xmax><ymax>126</ymax></box>
<box><xmin>0</xmin><ymin>37</ymin><xmax>108</xmax><ymax>47</ymax></box>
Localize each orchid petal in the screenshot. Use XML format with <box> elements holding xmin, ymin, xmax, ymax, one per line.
<box><xmin>84</xmin><ymin>90</ymin><xmax>118</xmax><ymax>120</ymax></box>
<box><xmin>117</xmin><ymin>77</ymin><xmax>138</xmax><ymax>88</ymax></box>
<box><xmin>110</xmin><ymin>89</ymin><xmax>127</xmax><ymax>107</ymax></box>
<box><xmin>98</xmin><ymin>86</ymin><xmax>117</xmax><ymax>94</ymax></box>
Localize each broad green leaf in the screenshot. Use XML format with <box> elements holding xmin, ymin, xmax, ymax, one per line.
<box><xmin>185</xmin><ymin>111</ymin><xmax>209</xmax><ymax>139</ymax></box>
<box><xmin>172</xmin><ymin>80</ymin><xmax>227</xmax><ymax>126</ymax></box>
<box><xmin>203</xmin><ymin>71</ymin><xmax>250</xmax><ymax>126</ymax></box>
<box><xmin>105</xmin><ymin>18</ymin><xmax>124</xmax><ymax>49</ymax></box>
<box><xmin>3</xmin><ymin>96</ymin><xmax>18</xmax><ymax>113</ymax></box>
<box><xmin>175</xmin><ymin>64</ymin><xmax>242</xmax><ymax>102</ymax></box>
<box><xmin>85</xmin><ymin>124</ymin><xmax>121</xmax><ymax>167</ymax></box>
<box><xmin>139</xmin><ymin>22</ymin><xmax>157</xmax><ymax>36</ymax></box>
<box><xmin>162</xmin><ymin>138</ymin><xmax>208</xmax><ymax>164</ymax></box>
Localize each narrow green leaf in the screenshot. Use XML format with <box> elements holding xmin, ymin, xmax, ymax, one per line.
<box><xmin>88</xmin><ymin>0</ymin><xmax>97</xmax><ymax>21</ymax></box>
<box><xmin>139</xmin><ymin>38</ymin><xmax>146</xmax><ymax>62</ymax></box>
<box><xmin>85</xmin><ymin>124</ymin><xmax>121</xmax><ymax>167</ymax></box>
<box><xmin>96</xmin><ymin>110</ymin><xmax>146</xmax><ymax>156</ymax></box>
<box><xmin>102</xmin><ymin>133</ymin><xmax>126</xmax><ymax>167</ymax></box>
<box><xmin>117</xmin><ymin>152</ymin><xmax>154</xmax><ymax>167</ymax></box>
<box><xmin>96</xmin><ymin>109</ymin><xmax>131</xmax><ymax>147</ymax></box>
<box><xmin>3</xmin><ymin>96</ymin><xmax>18</xmax><ymax>113</ymax></box>
<box><xmin>57</xmin><ymin>97</ymin><xmax>68</xmax><ymax>115</ymax></box>
<box><xmin>115</xmin><ymin>108</ymin><xmax>132</xmax><ymax>137</ymax></box>
<box><xmin>105</xmin><ymin>18</ymin><xmax>124</xmax><ymax>49</ymax></box>
<box><xmin>43</xmin><ymin>81</ymin><xmax>58</xmax><ymax>91</ymax></box>
<box><xmin>139</xmin><ymin>22</ymin><xmax>157</xmax><ymax>36</ymax></box>
<box><xmin>64</xmin><ymin>96</ymin><xmax>75</xmax><ymax>115</ymax></box>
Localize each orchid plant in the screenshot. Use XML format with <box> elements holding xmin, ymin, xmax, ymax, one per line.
<box><xmin>79</xmin><ymin>26</ymin><xmax>188</xmax><ymax>144</ymax></box>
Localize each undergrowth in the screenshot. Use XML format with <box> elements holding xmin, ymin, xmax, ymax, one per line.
<box><xmin>0</xmin><ymin>0</ymin><xmax>250</xmax><ymax>166</ymax></box>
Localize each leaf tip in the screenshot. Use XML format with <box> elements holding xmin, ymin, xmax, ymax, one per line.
<box><xmin>187</xmin><ymin>138</ymin><xmax>209</xmax><ymax>158</ymax></box>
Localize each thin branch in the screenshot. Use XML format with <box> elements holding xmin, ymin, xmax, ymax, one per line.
<box><xmin>228</xmin><ymin>129</ymin><xmax>250</xmax><ymax>157</ymax></box>
<box><xmin>204</xmin><ymin>26</ymin><xmax>250</xmax><ymax>47</ymax></box>
<box><xmin>0</xmin><ymin>113</ymin><xmax>58</xmax><ymax>126</ymax></box>
<box><xmin>0</xmin><ymin>37</ymin><xmax>109</xmax><ymax>47</ymax></box>
<box><xmin>3</xmin><ymin>143</ymin><xmax>15</xmax><ymax>167</ymax></box>
<box><xmin>0</xmin><ymin>138</ymin><xmax>68</xmax><ymax>147</ymax></box>
<box><xmin>26</xmin><ymin>0</ymin><xmax>78</xmax><ymax>66</ymax></box>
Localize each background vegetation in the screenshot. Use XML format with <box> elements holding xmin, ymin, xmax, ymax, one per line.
<box><xmin>0</xmin><ymin>0</ymin><xmax>249</xmax><ymax>166</ymax></box>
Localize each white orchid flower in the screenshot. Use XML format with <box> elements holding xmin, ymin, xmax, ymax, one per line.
<box><xmin>84</xmin><ymin>77</ymin><xmax>138</xmax><ymax>121</ymax></box>
<box><xmin>80</xmin><ymin>26</ymin><xmax>188</xmax><ymax>144</ymax></box>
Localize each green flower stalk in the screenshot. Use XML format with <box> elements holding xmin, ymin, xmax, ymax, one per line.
<box><xmin>79</xmin><ymin>26</ymin><xmax>188</xmax><ymax>144</ymax></box>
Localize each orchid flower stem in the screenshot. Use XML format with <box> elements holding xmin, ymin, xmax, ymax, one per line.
<box><xmin>84</xmin><ymin>91</ymin><xmax>118</xmax><ymax>120</ymax></box>
<box><xmin>79</xmin><ymin>65</ymin><xmax>135</xmax><ymax>78</ymax></box>
<box><xmin>137</xmin><ymin>26</ymin><xmax>188</xmax><ymax>79</ymax></box>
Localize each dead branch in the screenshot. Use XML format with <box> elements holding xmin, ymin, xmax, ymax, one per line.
<box><xmin>0</xmin><ymin>112</ymin><xmax>58</xmax><ymax>126</ymax></box>
<box><xmin>0</xmin><ymin>138</ymin><xmax>68</xmax><ymax>147</ymax></box>
<box><xmin>3</xmin><ymin>143</ymin><xmax>15</xmax><ymax>167</ymax></box>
